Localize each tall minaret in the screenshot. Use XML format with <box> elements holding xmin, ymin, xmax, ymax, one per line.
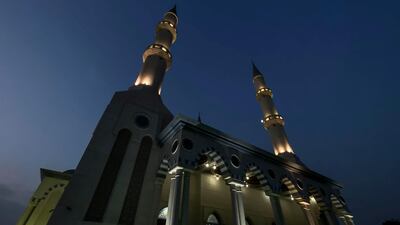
<box><xmin>48</xmin><ymin>7</ymin><xmax>179</xmax><ymax>225</ymax></box>
<box><xmin>252</xmin><ymin>63</ymin><xmax>298</xmax><ymax>159</ymax></box>
<box><xmin>133</xmin><ymin>6</ymin><xmax>178</xmax><ymax>94</ymax></box>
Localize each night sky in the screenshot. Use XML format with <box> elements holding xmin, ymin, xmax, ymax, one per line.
<box><xmin>1</xmin><ymin>0</ymin><xmax>399</xmax><ymax>224</ymax></box>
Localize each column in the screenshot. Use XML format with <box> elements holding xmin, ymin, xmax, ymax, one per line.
<box><xmin>150</xmin><ymin>177</ymin><xmax>166</xmax><ymax>225</ymax></box>
<box><xmin>166</xmin><ymin>168</ymin><xmax>190</xmax><ymax>225</ymax></box>
<box><xmin>16</xmin><ymin>201</ymin><xmax>38</xmax><ymax>225</ymax></box>
<box><xmin>339</xmin><ymin>216</ymin><xmax>349</xmax><ymax>225</ymax></box>
<box><xmin>303</xmin><ymin>207</ymin><xmax>317</xmax><ymax>225</ymax></box>
<box><xmin>269</xmin><ymin>195</ymin><xmax>286</xmax><ymax>225</ymax></box>
<box><xmin>230</xmin><ymin>184</ymin><xmax>246</xmax><ymax>225</ymax></box>
<box><xmin>344</xmin><ymin>216</ymin><xmax>355</xmax><ymax>225</ymax></box>
<box><xmin>322</xmin><ymin>210</ymin><xmax>340</xmax><ymax>225</ymax></box>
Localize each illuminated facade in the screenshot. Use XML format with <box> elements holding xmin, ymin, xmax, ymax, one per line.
<box><xmin>18</xmin><ymin>6</ymin><xmax>355</xmax><ymax>225</ymax></box>
<box><xmin>16</xmin><ymin>169</ymin><xmax>72</xmax><ymax>225</ymax></box>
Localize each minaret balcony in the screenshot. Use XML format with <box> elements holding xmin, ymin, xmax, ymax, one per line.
<box><xmin>262</xmin><ymin>114</ymin><xmax>284</xmax><ymax>128</ymax></box>
<box><xmin>256</xmin><ymin>87</ymin><xmax>273</xmax><ymax>98</ymax></box>
<box><xmin>157</xmin><ymin>20</ymin><xmax>177</xmax><ymax>43</ymax></box>
<box><xmin>142</xmin><ymin>44</ymin><xmax>173</xmax><ymax>69</ymax></box>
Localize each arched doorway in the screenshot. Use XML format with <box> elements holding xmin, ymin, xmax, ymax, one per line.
<box><xmin>206</xmin><ymin>213</ymin><xmax>220</xmax><ymax>225</ymax></box>
<box><xmin>157</xmin><ymin>207</ymin><xmax>168</xmax><ymax>225</ymax></box>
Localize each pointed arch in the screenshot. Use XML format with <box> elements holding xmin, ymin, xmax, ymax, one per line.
<box><xmin>196</xmin><ymin>147</ymin><xmax>232</xmax><ymax>180</ymax></box>
<box><xmin>206</xmin><ymin>150</ymin><xmax>230</xmax><ymax>178</ymax></box>
<box><xmin>157</xmin><ymin>207</ymin><xmax>168</xmax><ymax>225</ymax></box>
<box><xmin>156</xmin><ymin>158</ymin><xmax>170</xmax><ymax>179</ymax></box>
<box><xmin>281</xmin><ymin>177</ymin><xmax>308</xmax><ymax>206</ymax></box>
<box><xmin>85</xmin><ymin>128</ymin><xmax>132</xmax><ymax>222</ymax></box>
<box><xmin>330</xmin><ymin>194</ymin><xmax>351</xmax><ymax>216</ymax></box>
<box><xmin>245</xmin><ymin>164</ymin><xmax>272</xmax><ymax>192</ymax></box>
<box><xmin>119</xmin><ymin>135</ymin><xmax>153</xmax><ymax>224</ymax></box>
<box><xmin>206</xmin><ymin>213</ymin><xmax>221</xmax><ymax>224</ymax></box>
<box><xmin>308</xmin><ymin>185</ymin><xmax>328</xmax><ymax>210</ymax></box>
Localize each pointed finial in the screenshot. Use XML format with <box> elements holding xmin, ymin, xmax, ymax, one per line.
<box><xmin>252</xmin><ymin>61</ymin><xmax>262</xmax><ymax>77</ymax></box>
<box><xmin>197</xmin><ymin>112</ymin><xmax>202</xmax><ymax>123</ymax></box>
<box><xmin>169</xmin><ymin>5</ymin><xmax>177</xmax><ymax>16</ymax></box>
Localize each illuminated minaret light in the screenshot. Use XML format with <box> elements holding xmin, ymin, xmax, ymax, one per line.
<box><xmin>133</xmin><ymin>5</ymin><xmax>178</xmax><ymax>94</ymax></box>
<box><xmin>252</xmin><ymin>63</ymin><xmax>296</xmax><ymax>157</ymax></box>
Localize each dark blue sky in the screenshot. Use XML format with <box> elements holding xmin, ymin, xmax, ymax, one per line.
<box><xmin>1</xmin><ymin>0</ymin><xmax>399</xmax><ymax>224</ymax></box>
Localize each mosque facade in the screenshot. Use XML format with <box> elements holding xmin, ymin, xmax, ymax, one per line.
<box><xmin>17</xmin><ymin>6</ymin><xmax>355</xmax><ymax>225</ymax></box>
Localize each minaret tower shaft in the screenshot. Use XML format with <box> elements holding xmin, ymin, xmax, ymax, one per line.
<box><xmin>252</xmin><ymin>63</ymin><xmax>295</xmax><ymax>156</ymax></box>
<box><xmin>47</xmin><ymin>7</ymin><xmax>179</xmax><ymax>225</ymax></box>
<box><xmin>133</xmin><ymin>6</ymin><xmax>178</xmax><ymax>94</ymax></box>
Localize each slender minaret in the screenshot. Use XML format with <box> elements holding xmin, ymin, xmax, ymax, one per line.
<box><xmin>48</xmin><ymin>7</ymin><xmax>179</xmax><ymax>225</ymax></box>
<box><xmin>252</xmin><ymin>63</ymin><xmax>299</xmax><ymax>161</ymax></box>
<box><xmin>133</xmin><ymin>5</ymin><xmax>178</xmax><ymax>94</ymax></box>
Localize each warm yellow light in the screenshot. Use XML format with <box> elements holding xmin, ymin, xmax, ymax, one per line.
<box><xmin>290</xmin><ymin>195</ymin><xmax>294</xmax><ymax>201</ymax></box>
<box><xmin>212</xmin><ymin>165</ymin><xmax>217</xmax><ymax>170</ymax></box>
<box><xmin>246</xmin><ymin>176</ymin><xmax>249</xmax><ymax>180</ymax></box>
<box><xmin>135</xmin><ymin>74</ymin><xmax>153</xmax><ymax>86</ymax></box>
<box><xmin>245</xmin><ymin>183</ymin><xmax>249</xmax><ymax>187</ymax></box>
<box><xmin>205</xmin><ymin>163</ymin><xmax>210</xmax><ymax>168</ymax></box>
<box><xmin>309</xmin><ymin>196</ymin><xmax>317</xmax><ymax>204</ymax></box>
<box><xmin>300</xmin><ymin>201</ymin><xmax>310</xmax><ymax>206</ymax></box>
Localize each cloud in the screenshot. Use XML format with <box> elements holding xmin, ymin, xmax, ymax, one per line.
<box><xmin>0</xmin><ymin>183</ymin><xmax>27</xmax><ymax>225</ymax></box>
<box><xmin>0</xmin><ymin>184</ymin><xmax>14</xmax><ymax>197</ymax></box>
<box><xmin>0</xmin><ymin>197</ymin><xmax>25</xmax><ymax>225</ymax></box>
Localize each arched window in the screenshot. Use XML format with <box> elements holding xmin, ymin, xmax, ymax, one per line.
<box><xmin>119</xmin><ymin>136</ymin><xmax>153</xmax><ymax>224</ymax></box>
<box><xmin>85</xmin><ymin>129</ymin><xmax>132</xmax><ymax>221</ymax></box>
<box><xmin>206</xmin><ymin>213</ymin><xmax>220</xmax><ymax>225</ymax></box>
<box><xmin>157</xmin><ymin>207</ymin><xmax>168</xmax><ymax>225</ymax></box>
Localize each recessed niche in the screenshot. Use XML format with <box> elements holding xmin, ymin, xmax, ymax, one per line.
<box><xmin>134</xmin><ymin>115</ymin><xmax>150</xmax><ymax>128</ymax></box>
<box><xmin>268</xmin><ymin>169</ymin><xmax>276</xmax><ymax>179</ymax></box>
<box><xmin>296</xmin><ymin>179</ymin><xmax>304</xmax><ymax>189</ymax></box>
<box><xmin>230</xmin><ymin>154</ymin><xmax>240</xmax><ymax>168</ymax></box>
<box><xmin>182</xmin><ymin>138</ymin><xmax>193</xmax><ymax>150</ymax></box>
<box><xmin>171</xmin><ymin>140</ymin><xmax>179</xmax><ymax>154</ymax></box>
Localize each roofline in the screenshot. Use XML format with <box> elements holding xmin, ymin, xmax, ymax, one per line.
<box><xmin>40</xmin><ymin>168</ymin><xmax>73</xmax><ymax>181</ymax></box>
<box><xmin>158</xmin><ymin>114</ymin><xmax>343</xmax><ymax>188</ymax></box>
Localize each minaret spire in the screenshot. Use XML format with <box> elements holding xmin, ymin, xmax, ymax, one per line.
<box><xmin>169</xmin><ymin>5</ymin><xmax>177</xmax><ymax>15</ymax></box>
<box><xmin>133</xmin><ymin>6</ymin><xmax>178</xmax><ymax>94</ymax></box>
<box><xmin>252</xmin><ymin>63</ymin><xmax>297</xmax><ymax>159</ymax></box>
<box><xmin>252</xmin><ymin>62</ymin><xmax>262</xmax><ymax>77</ymax></box>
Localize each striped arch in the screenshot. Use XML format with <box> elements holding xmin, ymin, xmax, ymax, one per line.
<box><xmin>281</xmin><ymin>177</ymin><xmax>308</xmax><ymax>206</ymax></box>
<box><xmin>205</xmin><ymin>150</ymin><xmax>231</xmax><ymax>178</ymax></box>
<box><xmin>308</xmin><ymin>185</ymin><xmax>328</xmax><ymax>210</ymax></box>
<box><xmin>156</xmin><ymin>158</ymin><xmax>170</xmax><ymax>179</ymax></box>
<box><xmin>330</xmin><ymin>194</ymin><xmax>351</xmax><ymax>216</ymax></box>
<box><xmin>196</xmin><ymin>147</ymin><xmax>232</xmax><ymax>179</ymax></box>
<box><xmin>246</xmin><ymin>164</ymin><xmax>272</xmax><ymax>192</ymax></box>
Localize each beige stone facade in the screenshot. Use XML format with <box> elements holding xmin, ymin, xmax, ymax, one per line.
<box><xmin>16</xmin><ymin>169</ymin><xmax>71</xmax><ymax>225</ymax></box>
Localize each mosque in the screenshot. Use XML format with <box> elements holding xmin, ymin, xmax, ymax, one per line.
<box><xmin>16</xmin><ymin>6</ymin><xmax>355</xmax><ymax>225</ymax></box>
